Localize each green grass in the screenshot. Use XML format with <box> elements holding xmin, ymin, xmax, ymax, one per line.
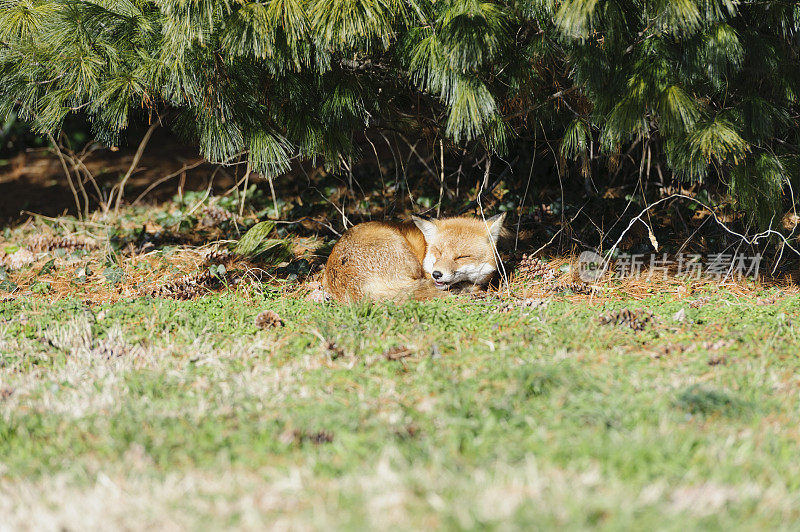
<box><xmin>1</xmin><ymin>291</ymin><xmax>800</xmax><ymax>529</ymax></box>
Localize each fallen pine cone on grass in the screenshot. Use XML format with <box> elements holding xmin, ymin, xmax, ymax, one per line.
<box><xmin>143</xmin><ymin>271</ymin><xmax>221</xmax><ymax>300</ymax></box>
<box><xmin>517</xmin><ymin>254</ymin><xmax>557</xmax><ymax>282</ymax></box>
<box><xmin>384</xmin><ymin>345</ymin><xmax>414</xmax><ymax>361</ymax></box>
<box><xmin>255</xmin><ymin>310</ymin><xmax>284</xmax><ymax>329</ymax></box>
<box><xmin>598</xmin><ymin>308</ymin><xmax>655</xmax><ymax>331</ymax></box>
<box><xmin>201</xmin><ymin>247</ymin><xmax>234</xmax><ymax>264</ymax></box>
<box><xmin>496</xmin><ymin>298</ymin><xmax>548</xmax><ymax>313</ymax></box>
<box><xmin>552</xmin><ymin>282</ymin><xmax>597</xmax><ymax>295</ymax></box>
<box><xmin>28</xmin><ymin>234</ymin><xmax>99</xmax><ymax>253</ymax></box>
<box><xmin>281</xmin><ymin>429</ymin><xmax>334</xmax><ymax>446</ymax></box>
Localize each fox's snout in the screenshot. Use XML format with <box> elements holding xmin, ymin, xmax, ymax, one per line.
<box><xmin>423</xmin><ymin>253</ymin><xmax>458</xmax><ymax>288</ymax></box>
<box><xmin>429</xmin><ymin>262</ymin><xmax>456</xmax><ymax>289</ymax></box>
<box><xmin>429</xmin><ymin>260</ymin><xmax>455</xmax><ymax>281</ymax></box>
<box><xmin>428</xmin><ymin>258</ymin><xmax>493</xmax><ymax>288</ymax></box>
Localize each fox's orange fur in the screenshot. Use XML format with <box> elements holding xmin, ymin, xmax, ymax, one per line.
<box><xmin>323</xmin><ymin>214</ymin><xmax>505</xmax><ymax>302</ymax></box>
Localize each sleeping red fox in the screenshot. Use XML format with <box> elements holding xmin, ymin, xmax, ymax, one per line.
<box><xmin>322</xmin><ymin>214</ymin><xmax>505</xmax><ymax>302</ymax></box>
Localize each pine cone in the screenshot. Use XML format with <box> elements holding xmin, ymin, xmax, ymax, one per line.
<box><xmin>517</xmin><ymin>254</ymin><xmax>557</xmax><ymax>282</ymax></box>
<box><xmin>201</xmin><ymin>247</ymin><xmax>234</xmax><ymax>264</ymax></box>
<box><xmin>555</xmin><ymin>282</ymin><xmax>596</xmax><ymax>295</ymax></box>
<box><xmin>497</xmin><ymin>297</ymin><xmax>548</xmax><ymax>313</ymax></box>
<box><xmin>28</xmin><ymin>234</ymin><xmax>99</xmax><ymax>253</ymax></box>
<box><xmin>144</xmin><ymin>271</ymin><xmax>220</xmax><ymax>300</ymax></box>
<box><xmin>255</xmin><ymin>310</ymin><xmax>284</xmax><ymax>329</ymax></box>
<box><xmin>598</xmin><ymin>308</ymin><xmax>654</xmax><ymax>331</ymax></box>
<box><xmin>90</xmin><ymin>338</ymin><xmax>137</xmax><ymax>360</ymax></box>
<box><xmin>384</xmin><ymin>345</ymin><xmax>414</xmax><ymax>361</ymax></box>
<box><xmin>201</xmin><ymin>206</ymin><xmax>236</xmax><ymax>227</ymax></box>
<box><xmin>307</xmin><ymin>430</ymin><xmax>334</xmax><ymax>444</ymax></box>
<box><xmin>288</xmin><ymin>429</ymin><xmax>334</xmax><ymax>445</ymax></box>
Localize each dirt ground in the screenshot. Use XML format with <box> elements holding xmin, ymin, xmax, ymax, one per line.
<box><xmin>0</xmin><ymin>133</ymin><xmax>231</xmax><ymax>223</ymax></box>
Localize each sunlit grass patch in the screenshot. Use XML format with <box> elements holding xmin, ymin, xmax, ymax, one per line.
<box><xmin>1</xmin><ymin>287</ymin><xmax>799</xmax><ymax>527</ymax></box>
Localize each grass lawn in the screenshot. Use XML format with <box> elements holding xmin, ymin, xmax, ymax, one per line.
<box><xmin>2</xmin><ymin>288</ymin><xmax>799</xmax><ymax>529</ymax></box>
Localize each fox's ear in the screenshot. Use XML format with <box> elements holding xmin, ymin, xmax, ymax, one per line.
<box><xmin>485</xmin><ymin>213</ymin><xmax>506</xmax><ymax>243</ymax></box>
<box><xmin>412</xmin><ymin>216</ymin><xmax>438</xmax><ymax>242</ymax></box>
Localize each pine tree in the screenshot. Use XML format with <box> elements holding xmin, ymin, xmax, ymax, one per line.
<box><xmin>0</xmin><ymin>0</ymin><xmax>797</xmax><ymax>225</ymax></box>
<box><xmin>544</xmin><ymin>0</ymin><xmax>800</xmax><ymax>227</ymax></box>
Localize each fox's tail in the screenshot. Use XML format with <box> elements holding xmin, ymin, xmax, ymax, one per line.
<box><xmin>362</xmin><ymin>277</ymin><xmax>447</xmax><ymax>302</ymax></box>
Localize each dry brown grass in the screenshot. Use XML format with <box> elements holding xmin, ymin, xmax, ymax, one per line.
<box><xmin>505</xmin><ymin>254</ymin><xmax>798</xmax><ymax>304</ymax></box>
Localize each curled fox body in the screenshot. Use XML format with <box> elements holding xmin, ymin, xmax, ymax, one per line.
<box><xmin>322</xmin><ymin>214</ymin><xmax>505</xmax><ymax>302</ymax></box>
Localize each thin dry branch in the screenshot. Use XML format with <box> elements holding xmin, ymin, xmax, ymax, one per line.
<box><xmin>46</xmin><ymin>132</ymin><xmax>83</xmax><ymax>218</ymax></box>
<box><xmin>599</xmin><ymin>193</ymin><xmax>800</xmax><ymax>278</ymax></box>
<box><xmin>112</xmin><ymin>120</ymin><xmax>159</xmax><ymax>214</ymax></box>
<box><xmin>132</xmin><ymin>159</ymin><xmax>208</xmax><ymax>205</ymax></box>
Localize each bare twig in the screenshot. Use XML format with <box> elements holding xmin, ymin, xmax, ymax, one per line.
<box><xmin>383</xmin><ymin>131</ymin><xmax>414</xmax><ymax>206</ymax></box>
<box><xmin>539</xmin><ymin>124</ymin><xmax>566</xmax><ymax>247</ymax></box>
<box><xmin>184</xmin><ymin>170</ymin><xmax>216</xmax><ymax>217</ymax></box>
<box><xmin>515</xmin><ymin>147</ymin><xmax>537</xmax><ymax>250</ymax></box>
<box><xmin>45</xmin><ymin>132</ymin><xmax>83</xmax><ymax>218</ymax></box>
<box><xmin>365</xmin><ymin>132</ymin><xmax>389</xmax><ymax>214</ymax></box>
<box><xmin>273</xmin><ymin>217</ymin><xmax>342</xmax><ymax>237</ymax></box>
<box><xmin>437</xmin><ymin>139</ymin><xmax>444</xmax><ymax>217</ymax></box>
<box><xmin>397</xmin><ymin>133</ymin><xmax>437</xmax><ymax>179</ymax></box>
<box><xmin>528</xmin><ymin>202</ymin><xmax>588</xmax><ymax>257</ymax></box>
<box><xmin>239</xmin><ymin>160</ymin><xmax>251</xmax><ymax>216</ymax></box>
<box><xmin>54</xmin><ymin>140</ymin><xmax>109</xmax><ymax>214</ymax></box>
<box><xmin>21</xmin><ymin>211</ymin><xmax>109</xmax><ymax>228</ymax></box>
<box><xmin>600</xmin><ymin>193</ymin><xmax>800</xmax><ymax>277</ymax></box>
<box><xmin>112</xmin><ymin>120</ymin><xmax>159</xmax><ymax>214</ymax></box>
<box><xmin>59</xmin><ymin>131</ymin><xmax>90</xmax><ymax>219</ymax></box>
<box><xmin>475</xmin><ymin>158</ymin><xmax>510</xmax><ymax>297</ymax></box>
<box><xmin>458</xmin><ymin>156</ymin><xmax>518</xmax><ymax>215</ymax></box>
<box><xmin>268</xmin><ymin>174</ymin><xmax>279</xmax><ymax>219</ymax></box>
<box><xmin>72</xmin><ymin>151</ymin><xmax>106</xmax><ymax>212</ymax></box>
<box><xmin>455</xmin><ymin>148</ymin><xmax>466</xmax><ymax>198</ymax></box>
<box><xmin>313</xmin><ymin>188</ymin><xmax>351</xmax><ymax>230</ymax></box>
<box><xmin>482</xmin><ymin>154</ymin><xmax>491</xmax><ymax>189</ymax></box>
<box><xmin>132</xmin><ymin>159</ymin><xmax>207</xmax><ymax>205</ymax></box>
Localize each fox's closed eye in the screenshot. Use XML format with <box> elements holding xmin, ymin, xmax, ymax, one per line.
<box><xmin>455</xmin><ymin>255</ymin><xmax>472</xmax><ymax>260</ymax></box>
